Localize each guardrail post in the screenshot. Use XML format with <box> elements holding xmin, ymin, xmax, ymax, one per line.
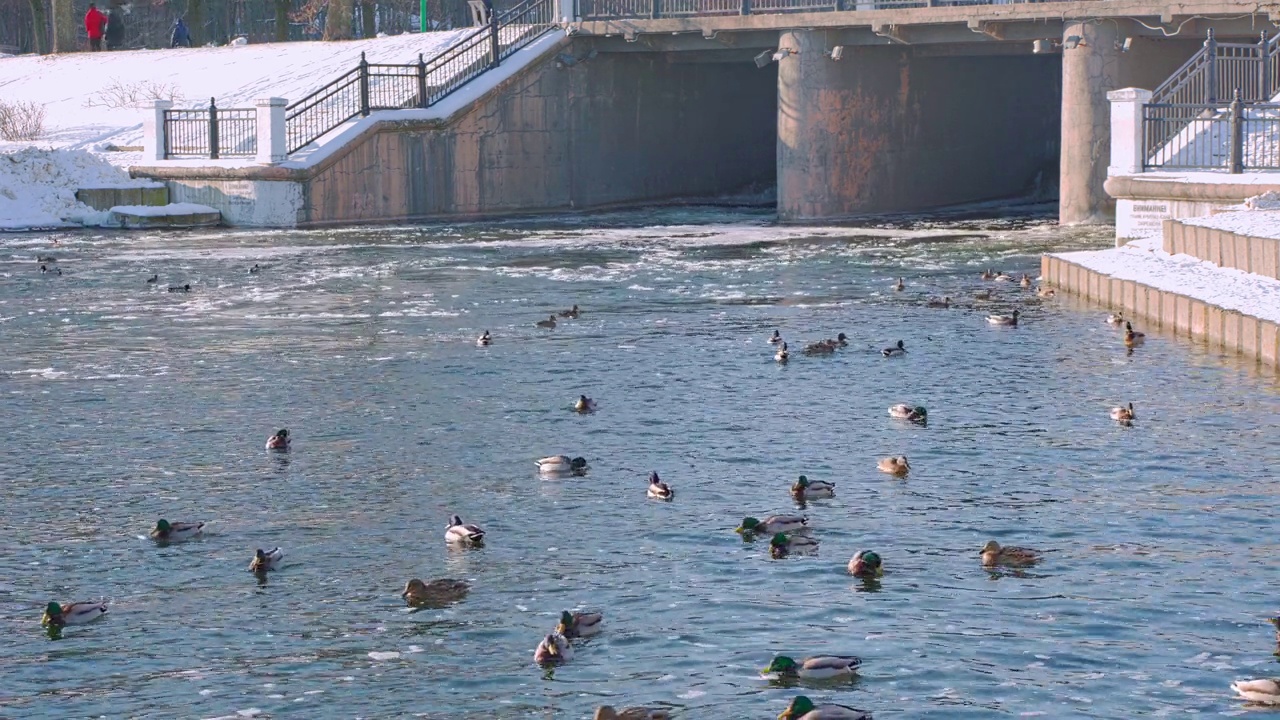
<box><xmin>1262</xmin><ymin>31</ymin><xmax>1273</xmax><ymax>102</ymax></box>
<box><xmin>740</xmin><ymin>0</ymin><xmax>749</xmax><ymax>14</ymax></box>
<box><xmin>1229</xmin><ymin>88</ymin><xmax>1244</xmax><ymax>173</ymax></box>
<box><xmin>208</xmin><ymin>97</ymin><xmax>220</xmax><ymax>160</ymax></box>
<box><xmin>359</xmin><ymin>52</ymin><xmax>371</xmax><ymax>116</ymax></box>
<box><xmin>143</xmin><ymin>100</ymin><xmax>173</xmax><ymax>161</ymax></box>
<box><xmin>1206</xmin><ymin>29</ymin><xmax>1218</xmax><ymax>104</ymax></box>
<box><xmin>1107</xmin><ymin>88</ymin><xmax>1152</xmax><ymax>175</ymax></box>
<box><xmin>255</xmin><ymin>97</ymin><xmax>287</xmax><ymax>164</ymax></box>
<box><xmin>652</xmin><ymin>0</ymin><xmax>661</xmax><ymax>19</ymax></box>
<box><xmin>417</xmin><ymin>53</ymin><xmax>429</xmax><ymax>108</ymax></box>
<box><xmin>489</xmin><ymin>15</ymin><xmax>500</xmax><ymax>68</ymax></box>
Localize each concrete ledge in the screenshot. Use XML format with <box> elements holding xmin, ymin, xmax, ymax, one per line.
<box><xmin>75</xmin><ymin>185</ymin><xmax>168</xmax><ymax>211</ymax></box>
<box><xmin>1040</xmin><ymin>254</ymin><xmax>1280</xmax><ymax>370</ymax></box>
<box><xmin>109</xmin><ymin>205</ymin><xmax>222</xmax><ymax>229</ymax></box>
<box><xmin>1164</xmin><ymin>218</ymin><xmax>1280</xmax><ymax>281</ymax></box>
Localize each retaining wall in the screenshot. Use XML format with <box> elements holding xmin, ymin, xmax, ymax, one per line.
<box><xmin>1163</xmin><ymin>219</ymin><xmax>1280</xmax><ymax>281</ymax></box>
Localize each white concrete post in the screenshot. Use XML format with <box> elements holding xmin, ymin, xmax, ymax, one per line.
<box><xmin>255</xmin><ymin>97</ymin><xmax>288</xmax><ymax>164</ymax></box>
<box><xmin>556</xmin><ymin>0</ymin><xmax>576</xmax><ymax>22</ymax></box>
<box><xmin>143</xmin><ymin>100</ymin><xmax>173</xmax><ymax>162</ymax></box>
<box><xmin>1107</xmin><ymin>87</ymin><xmax>1152</xmax><ymax>176</ymax></box>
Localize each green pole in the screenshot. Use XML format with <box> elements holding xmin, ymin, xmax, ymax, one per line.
<box><xmin>420</xmin><ymin>0</ymin><xmax>427</xmax><ymax>31</ymax></box>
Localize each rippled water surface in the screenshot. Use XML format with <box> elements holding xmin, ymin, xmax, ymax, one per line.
<box><xmin>4</xmin><ymin>206</ymin><xmax>1280</xmax><ymax>719</ymax></box>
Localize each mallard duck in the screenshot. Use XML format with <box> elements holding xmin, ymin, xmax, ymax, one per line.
<box><xmin>249</xmin><ymin>547</ymin><xmax>283</xmax><ymax>572</ymax></box>
<box><xmin>768</xmin><ymin>330</ymin><xmax>783</xmax><ymax>344</ymax></box>
<box><xmin>987</xmin><ymin>310</ymin><xmax>1019</xmax><ymax>326</ymax></box>
<box><xmin>778</xmin><ymin>695</ymin><xmax>872</xmax><ymax>719</ymax></box>
<box><xmin>803</xmin><ymin>340</ymin><xmax>835</xmax><ymax>356</ymax></box>
<box><xmin>925</xmin><ymin>296</ymin><xmax>950</xmax><ymax>308</ymax></box>
<box><xmin>1036</xmin><ymin>287</ymin><xmax>1055</xmax><ymax>298</ymax></box>
<box><xmin>881</xmin><ymin>340</ymin><xmax>906</xmax><ymax>357</ymax></box>
<box><xmin>737</xmin><ymin>515</ymin><xmax>807</xmax><ymax>535</ymax></box>
<box><xmin>150</xmin><ymin>519</ymin><xmax>204</xmax><ymax>542</ymax></box>
<box><xmin>775</xmin><ymin>342</ymin><xmax>790</xmax><ymax>363</ymax></box>
<box><xmin>647</xmin><ymin>471</ymin><xmax>674</xmax><ymax>500</ymax></box>
<box><xmin>536</xmin><ymin>455</ymin><xmax>588</xmax><ymax>475</ymax></box>
<box><xmin>848</xmin><ymin>550</ymin><xmax>883</xmax><ymax>578</ymax></box>
<box><xmin>168</xmin><ymin>284</ymin><xmax>191</xmax><ymax>293</ymax></box>
<box><xmin>791</xmin><ymin>475</ymin><xmax>835</xmax><ymax>500</ymax></box>
<box><xmin>981</xmin><ymin>540</ymin><xmax>1040</xmax><ymax>567</ymax></box>
<box><xmin>1020</xmin><ymin>274</ymin><xmax>1032</xmax><ymax>288</ymax></box>
<box><xmin>1232</xmin><ymin>678</ymin><xmax>1280</xmax><ymax>704</ymax></box>
<box><xmin>557</xmin><ymin>610</ymin><xmax>603</xmax><ymax>638</ymax></box>
<box><xmin>559</xmin><ymin>304</ymin><xmax>580</xmax><ymax>318</ymax></box>
<box><xmin>887</xmin><ymin>404</ymin><xmax>927</xmax><ymax>421</ymax></box>
<box><xmin>146</xmin><ymin>274</ymin><xmax>158</xmax><ymax>284</ymax></box>
<box><xmin>994</xmin><ymin>272</ymin><xmax>1012</xmax><ymax>282</ymax></box>
<box><xmin>42</xmin><ymin>600</ymin><xmax>108</xmax><ymax>628</ymax></box>
<box><xmin>249</xmin><ymin>264</ymin><xmax>260</xmax><ymax>274</ymax></box>
<box><xmin>574</xmin><ymin>395</ymin><xmax>597</xmax><ymax>413</ymax></box>
<box><xmin>401</xmin><ymin>578</ymin><xmax>469</xmax><ymax>607</ymax></box>
<box><xmin>534</xmin><ymin>632</ymin><xmax>573</xmax><ymax>664</ymax></box>
<box><xmin>594</xmin><ymin>706</ymin><xmax>671</xmax><ymax>720</ymax></box>
<box><xmin>1124</xmin><ymin>321</ymin><xmax>1145</xmax><ymax>347</ymax></box>
<box><xmin>877</xmin><ymin>456</ymin><xmax>909</xmax><ymax>475</ymax></box>
<box><xmin>266</xmin><ymin>428</ymin><xmax>289</xmax><ymax>450</ymax></box>
<box><xmin>445</xmin><ymin>515</ymin><xmax>485</xmax><ymax>545</ymax></box>
<box><xmin>476</xmin><ymin>330</ymin><xmax>491</xmax><ymax>346</ymax></box>
<box><xmin>770</xmin><ymin>532</ymin><xmax>820</xmax><ymax>558</ymax></box>
<box><xmin>1106</xmin><ymin>312</ymin><xmax>1125</xmax><ymax>325</ymax></box>
<box><xmin>892</xmin><ymin>277</ymin><xmax>904</xmax><ymax>291</ymax></box>
<box><xmin>1110</xmin><ymin>402</ymin><xmax>1135</xmax><ymax>421</ymax></box>
<box><xmin>763</xmin><ymin>655</ymin><xmax>861</xmax><ymax>680</ymax></box>
<box><xmin>973</xmin><ymin>290</ymin><xmax>992</xmax><ymax>301</ymax></box>
<box><xmin>536</xmin><ymin>315</ymin><xmax>557</xmax><ymax>329</ymax></box>
<box><xmin>829</xmin><ymin>332</ymin><xmax>848</xmax><ymax>347</ymax></box>
<box><xmin>980</xmin><ymin>269</ymin><xmax>997</xmax><ymax>281</ymax></box>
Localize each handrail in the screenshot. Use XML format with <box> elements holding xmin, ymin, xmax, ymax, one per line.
<box><xmin>1152</xmin><ymin>29</ymin><xmax>1279</xmax><ymax>105</ymax></box>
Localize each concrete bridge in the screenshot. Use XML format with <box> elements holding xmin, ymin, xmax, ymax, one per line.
<box><xmin>137</xmin><ymin>0</ymin><xmax>1280</xmax><ymax>227</ymax></box>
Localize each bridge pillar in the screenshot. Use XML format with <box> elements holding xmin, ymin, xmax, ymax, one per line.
<box><xmin>1060</xmin><ymin>20</ymin><xmax>1124</xmax><ymax>225</ymax></box>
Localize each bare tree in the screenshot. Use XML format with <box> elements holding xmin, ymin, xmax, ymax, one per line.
<box><xmin>323</xmin><ymin>0</ymin><xmax>352</xmax><ymax>39</ymax></box>
<box><xmin>27</xmin><ymin>0</ymin><xmax>50</xmax><ymax>53</ymax></box>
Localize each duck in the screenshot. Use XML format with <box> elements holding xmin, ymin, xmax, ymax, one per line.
<box><xmin>1020</xmin><ymin>274</ymin><xmax>1032</xmax><ymax>288</ymax></box>
<box><xmin>887</xmin><ymin>404</ymin><xmax>927</xmax><ymax>421</ymax></box>
<box><xmin>168</xmin><ymin>284</ymin><xmax>191</xmax><ymax>293</ymax></box>
<box><xmin>1270</xmin><ymin>616</ymin><xmax>1280</xmax><ymax>652</ymax></box>
<box><xmin>558</xmin><ymin>304</ymin><xmax>581</xmax><ymax>318</ymax></box>
<box><xmin>556</xmin><ymin>610</ymin><xmax>603</xmax><ymax>638</ymax></box>
<box><xmin>265</xmin><ymin>428</ymin><xmax>290</xmax><ymax>450</ymax></box>
<box><xmin>877</xmin><ymin>456</ymin><xmax>910</xmax><ymax>476</ymax></box>
<box><xmin>768</xmin><ymin>330</ymin><xmax>783</xmax><ymax>344</ymax></box>
<box><xmin>736</xmin><ymin>515</ymin><xmax>807</xmax><ymax>535</ymax></box>
<box><xmin>980</xmin><ymin>540</ymin><xmax>1040</xmax><ymax>567</ymax></box>
<box><xmin>791</xmin><ymin>475</ymin><xmax>835</xmax><ymax>500</ymax></box>
<box><xmin>775</xmin><ymin>342</ymin><xmax>790</xmax><ymax>363</ymax></box>
<box><xmin>146</xmin><ymin>274</ymin><xmax>158</xmax><ymax>284</ymax></box>
<box><xmin>994</xmin><ymin>272</ymin><xmax>1013</xmax><ymax>282</ymax></box>
<box><xmin>536</xmin><ymin>455</ymin><xmax>588</xmax><ymax>475</ymax></box>
<box><xmin>1124</xmin><ymin>321</ymin><xmax>1146</xmax><ymax>347</ymax></box>
<box><xmin>249</xmin><ymin>547</ymin><xmax>283</xmax><ymax>572</ymax></box>
<box><xmin>401</xmin><ymin>578</ymin><xmax>469</xmax><ymax>607</ymax></box>
<box><xmin>150</xmin><ymin>519</ymin><xmax>204</xmax><ymax>542</ymax></box>
<box><xmin>536</xmin><ymin>314</ymin><xmax>557</xmax><ymax>329</ymax></box>
<box><xmin>778</xmin><ymin>695</ymin><xmax>872</xmax><ymax>720</ymax></box>
<box><xmin>925</xmin><ymin>296</ymin><xmax>950</xmax><ymax>308</ymax></box>
<box><xmin>476</xmin><ymin>330</ymin><xmax>491</xmax><ymax>346</ymax></box>
<box><xmin>1106</xmin><ymin>312</ymin><xmax>1125</xmax><ymax>325</ymax></box>
<box><xmin>762</xmin><ymin>655</ymin><xmax>862</xmax><ymax>680</ymax></box>
<box><xmin>980</xmin><ymin>269</ymin><xmax>997</xmax><ymax>281</ymax></box>
<box><xmin>892</xmin><ymin>277</ymin><xmax>904</xmax><ymax>291</ymax></box>
<box><xmin>973</xmin><ymin>290</ymin><xmax>992</xmax><ymax>301</ymax></box>
<box><xmin>445</xmin><ymin>515</ymin><xmax>485</xmax><ymax>545</ymax></box>
<box><xmin>828</xmin><ymin>332</ymin><xmax>848</xmax><ymax>347</ymax></box>
<box><xmin>1036</xmin><ymin>287</ymin><xmax>1055</xmax><ymax>298</ymax></box>
<box><xmin>249</xmin><ymin>264</ymin><xmax>261</xmax><ymax>274</ymax></box>
<box><xmin>647</xmin><ymin>471</ymin><xmax>674</xmax><ymax>500</ymax></box>
<box><xmin>1231</xmin><ymin>678</ymin><xmax>1280</xmax><ymax>704</ymax></box>
<box><xmin>42</xmin><ymin>600</ymin><xmax>108</xmax><ymax>628</ymax></box>
<box><xmin>534</xmin><ymin>632</ymin><xmax>573</xmax><ymax>664</ymax></box>
<box><xmin>39</xmin><ymin>264</ymin><xmax>48</xmax><ymax>274</ymax></box>
<box><xmin>574</xmin><ymin>395</ymin><xmax>597</xmax><ymax>413</ymax></box>
<box><xmin>1110</xmin><ymin>402</ymin><xmax>1135</xmax><ymax>422</ymax></box>
<box><xmin>770</xmin><ymin>532</ymin><xmax>820</xmax><ymax>558</ymax></box>
<box><xmin>594</xmin><ymin>706</ymin><xmax>671</xmax><ymax>720</ymax></box>
<box><xmin>848</xmin><ymin>550</ymin><xmax>883</xmax><ymax>579</ymax></box>
<box><xmin>881</xmin><ymin>340</ymin><xmax>906</xmax><ymax>357</ymax></box>
<box><xmin>803</xmin><ymin>340</ymin><xmax>835</xmax><ymax>356</ymax></box>
<box><xmin>987</xmin><ymin>310</ymin><xmax>1019</xmax><ymax>326</ymax></box>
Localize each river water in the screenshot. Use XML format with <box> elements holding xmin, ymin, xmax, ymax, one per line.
<box><xmin>3</xmin><ymin>205</ymin><xmax>1280</xmax><ymax>719</ymax></box>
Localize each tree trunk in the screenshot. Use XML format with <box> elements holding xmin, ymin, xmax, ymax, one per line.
<box><xmin>187</xmin><ymin>0</ymin><xmax>204</xmax><ymax>46</ymax></box>
<box><xmin>27</xmin><ymin>0</ymin><xmax>49</xmax><ymax>54</ymax></box>
<box><xmin>359</xmin><ymin>1</ymin><xmax>376</xmax><ymax>38</ymax></box>
<box><xmin>274</xmin><ymin>0</ymin><xmax>289</xmax><ymax>42</ymax></box>
<box><xmin>323</xmin><ymin>0</ymin><xmax>353</xmax><ymax>40</ymax></box>
<box><xmin>51</xmin><ymin>0</ymin><xmax>75</xmax><ymax>52</ymax></box>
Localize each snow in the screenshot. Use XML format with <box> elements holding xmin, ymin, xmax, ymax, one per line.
<box><xmin>0</xmin><ymin>146</ymin><xmax>152</xmax><ymax>230</ymax></box>
<box><xmin>1052</xmin><ymin>236</ymin><xmax>1280</xmax><ymax>324</ymax></box>
<box><xmin>110</xmin><ymin>202</ymin><xmax>218</xmax><ymax>217</ymax></box>
<box><xmin>1174</xmin><ymin>192</ymin><xmax>1280</xmax><ymax>238</ymax></box>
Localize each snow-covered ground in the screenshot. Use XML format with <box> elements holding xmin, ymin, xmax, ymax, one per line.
<box><xmin>0</xmin><ymin>147</ymin><xmax>158</xmax><ymax>230</ymax></box>
<box><xmin>1180</xmin><ymin>191</ymin><xmax>1280</xmax><ymax>239</ymax></box>
<box><xmin>1053</xmin><ymin>236</ymin><xmax>1280</xmax><ymax>324</ymax></box>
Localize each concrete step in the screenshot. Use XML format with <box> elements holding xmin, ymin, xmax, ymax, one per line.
<box><xmin>108</xmin><ymin>203</ymin><xmax>221</xmax><ymax>229</ymax></box>
<box><xmin>77</xmin><ymin>184</ymin><xmax>169</xmax><ymax>211</ymax></box>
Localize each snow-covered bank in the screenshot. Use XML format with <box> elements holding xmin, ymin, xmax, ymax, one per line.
<box><xmin>1179</xmin><ymin>192</ymin><xmax>1280</xmax><ymax>240</ymax></box>
<box><xmin>1052</xmin><ymin>237</ymin><xmax>1280</xmax><ymax>324</ymax></box>
<box><xmin>0</xmin><ymin>147</ymin><xmax>156</xmax><ymax>230</ymax></box>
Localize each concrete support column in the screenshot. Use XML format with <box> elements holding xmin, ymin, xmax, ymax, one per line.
<box><xmin>143</xmin><ymin>100</ymin><xmax>173</xmax><ymax>162</ymax></box>
<box><xmin>256</xmin><ymin>97</ymin><xmax>288</xmax><ymax>164</ymax></box>
<box><xmin>1060</xmin><ymin>20</ymin><xmax>1123</xmax><ymax>225</ymax></box>
<box><xmin>1107</xmin><ymin>87</ymin><xmax>1152</xmax><ymax>175</ymax></box>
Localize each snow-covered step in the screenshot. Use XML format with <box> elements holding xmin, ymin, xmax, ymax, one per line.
<box><xmin>108</xmin><ymin>202</ymin><xmax>221</xmax><ymax>229</ymax></box>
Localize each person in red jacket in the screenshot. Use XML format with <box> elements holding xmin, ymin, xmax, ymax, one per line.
<box><xmin>85</xmin><ymin>3</ymin><xmax>107</xmax><ymax>51</ymax></box>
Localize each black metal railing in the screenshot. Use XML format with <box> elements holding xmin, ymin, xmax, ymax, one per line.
<box><xmin>577</xmin><ymin>0</ymin><xmax>1070</xmax><ymax>20</ymax></box>
<box><xmin>1143</xmin><ymin>91</ymin><xmax>1280</xmax><ymax>172</ymax></box>
<box><xmin>1152</xmin><ymin>29</ymin><xmax>1279</xmax><ymax>106</ymax></box>
<box><xmin>163</xmin><ymin>99</ymin><xmax>257</xmax><ymax>159</ymax></box>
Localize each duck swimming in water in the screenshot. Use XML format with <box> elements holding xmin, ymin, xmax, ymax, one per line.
<box><xmin>1124</xmin><ymin>321</ymin><xmax>1145</xmax><ymax>347</ymax></box>
<box><xmin>763</xmin><ymin>655</ymin><xmax>861</xmax><ymax>680</ymax></box>
<box><xmin>401</xmin><ymin>578</ymin><xmax>469</xmax><ymax>607</ymax></box>
<box><xmin>146</xmin><ymin>274</ymin><xmax>158</xmax><ymax>284</ymax></box>
<box><xmin>647</xmin><ymin>471</ymin><xmax>674</xmax><ymax>500</ymax></box>
<box><xmin>536</xmin><ymin>455</ymin><xmax>588</xmax><ymax>475</ymax></box>
<box><xmin>168</xmin><ymin>284</ymin><xmax>191</xmax><ymax>293</ymax></box>
<box><xmin>803</xmin><ymin>340</ymin><xmax>835</xmax><ymax>355</ymax></box>
<box><xmin>887</xmin><ymin>404</ymin><xmax>927</xmax><ymax>422</ymax></box>
<box><xmin>150</xmin><ymin>519</ymin><xmax>204</xmax><ymax>542</ymax></box>
<box><xmin>266</xmin><ymin>429</ymin><xmax>290</xmax><ymax>450</ymax></box>
<box><xmin>558</xmin><ymin>304</ymin><xmax>580</xmax><ymax>318</ymax></box>
<box><xmin>736</xmin><ymin>515</ymin><xmax>807</xmax><ymax>535</ymax></box>
<box><xmin>249</xmin><ymin>547</ymin><xmax>283</xmax><ymax>573</ymax></box>
<box><xmin>534</xmin><ymin>632</ymin><xmax>573</xmax><ymax>665</ymax></box>
<box><xmin>1107</xmin><ymin>312</ymin><xmax>1125</xmax><ymax>325</ymax></box>
<box><xmin>536</xmin><ymin>315</ymin><xmax>557</xmax><ymax>329</ymax></box>
<box><xmin>981</xmin><ymin>540</ymin><xmax>1040</xmax><ymax>567</ymax></box>
<box><xmin>893</xmin><ymin>277</ymin><xmax>904</xmax><ymax>291</ymax></box>
<box><xmin>791</xmin><ymin>475</ymin><xmax>835</xmax><ymax>500</ymax></box>
<box><xmin>778</xmin><ymin>695</ymin><xmax>872</xmax><ymax>720</ymax></box>
<box><xmin>445</xmin><ymin>515</ymin><xmax>485</xmax><ymax>545</ymax></box>
<box><xmin>42</xmin><ymin>600</ymin><xmax>108</xmax><ymax>628</ymax></box>
<box><xmin>1231</xmin><ymin>678</ymin><xmax>1280</xmax><ymax>705</ymax></box>
<box><xmin>980</xmin><ymin>269</ymin><xmax>997</xmax><ymax>281</ymax></box>
<box><xmin>775</xmin><ymin>342</ymin><xmax>790</xmax><ymax>363</ymax></box>
<box><xmin>1020</xmin><ymin>274</ymin><xmax>1032</xmax><ymax>288</ymax></box>
<box><xmin>476</xmin><ymin>330</ymin><xmax>491</xmax><ymax>346</ymax></box>
<box><xmin>770</xmin><ymin>532</ymin><xmax>819</xmax><ymax>558</ymax></box>
<box><xmin>557</xmin><ymin>610</ymin><xmax>604</xmax><ymax>638</ymax></box>
<box><xmin>986</xmin><ymin>310</ymin><xmax>1019</xmax><ymax>326</ymax></box>
<box><xmin>848</xmin><ymin>550</ymin><xmax>883</xmax><ymax>579</ymax></box>
<box><xmin>594</xmin><ymin>706</ymin><xmax>670</xmax><ymax>720</ymax></box>
<box><xmin>925</xmin><ymin>296</ymin><xmax>950</xmax><ymax>308</ymax></box>
<box><xmin>1110</xmin><ymin>402</ymin><xmax>1135</xmax><ymax>422</ymax></box>
<box><xmin>574</xmin><ymin>395</ymin><xmax>597</xmax><ymax>413</ymax></box>
<box><xmin>877</xmin><ymin>456</ymin><xmax>910</xmax><ymax>475</ymax></box>
<box><xmin>768</xmin><ymin>330</ymin><xmax>783</xmax><ymax>344</ymax></box>
<box><xmin>249</xmin><ymin>264</ymin><xmax>261</xmax><ymax>274</ymax></box>
<box><xmin>1036</xmin><ymin>287</ymin><xmax>1055</xmax><ymax>298</ymax></box>
<box><xmin>882</xmin><ymin>340</ymin><xmax>906</xmax><ymax>357</ymax></box>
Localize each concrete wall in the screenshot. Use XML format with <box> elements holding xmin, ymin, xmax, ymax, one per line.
<box><xmin>1041</xmin><ymin>254</ymin><xmax>1280</xmax><ymax>369</ymax></box>
<box><xmin>1164</xmin><ymin>219</ymin><xmax>1280</xmax><ymax>280</ymax></box>
<box><xmin>302</xmin><ymin>45</ymin><xmax>778</xmax><ymax>225</ymax></box>
<box><xmin>777</xmin><ymin>35</ymin><xmax>1061</xmax><ymax>220</ymax></box>
<box><xmin>1107</xmin><ymin>175</ymin><xmax>1280</xmax><ymax>242</ymax></box>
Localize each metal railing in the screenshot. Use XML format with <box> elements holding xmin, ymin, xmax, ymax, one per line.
<box><xmin>577</xmin><ymin>0</ymin><xmax>1071</xmax><ymax>20</ymax></box>
<box><xmin>1144</xmin><ymin>91</ymin><xmax>1280</xmax><ymax>172</ymax></box>
<box><xmin>163</xmin><ymin>99</ymin><xmax>257</xmax><ymax>159</ymax></box>
<box><xmin>1152</xmin><ymin>29</ymin><xmax>1279</xmax><ymax>105</ymax></box>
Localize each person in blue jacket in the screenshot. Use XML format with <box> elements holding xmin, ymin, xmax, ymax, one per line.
<box><xmin>171</xmin><ymin>17</ymin><xmax>191</xmax><ymax>47</ymax></box>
